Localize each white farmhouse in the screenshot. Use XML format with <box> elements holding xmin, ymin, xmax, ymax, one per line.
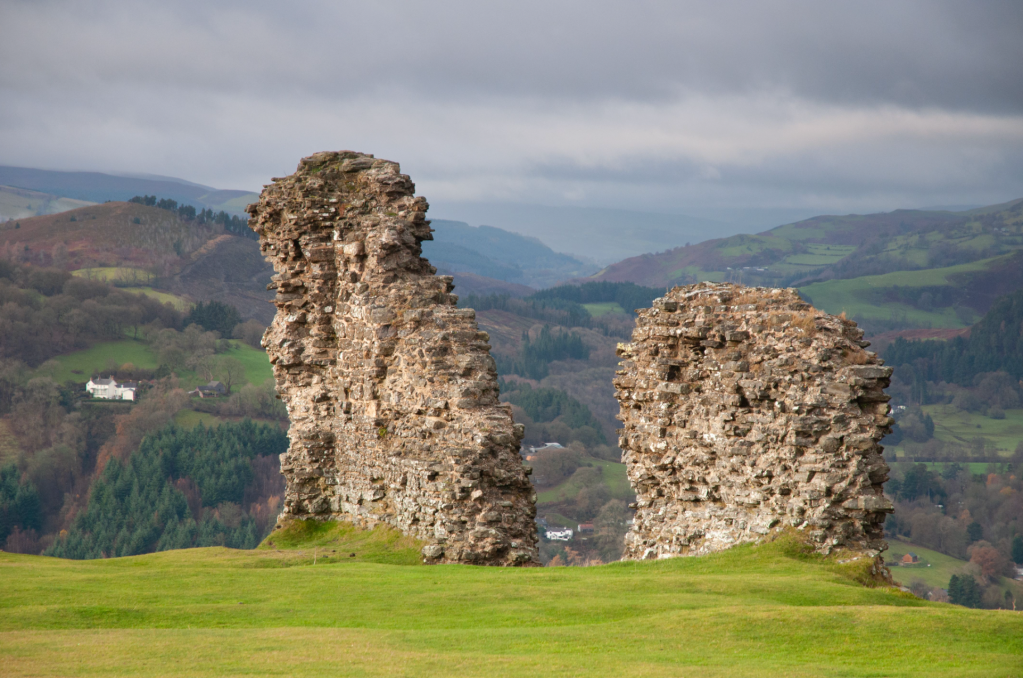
<box><xmin>85</xmin><ymin>377</ymin><xmax>137</xmax><ymax>401</ymax></box>
<box><xmin>545</xmin><ymin>528</ymin><xmax>574</xmax><ymax>541</ymax></box>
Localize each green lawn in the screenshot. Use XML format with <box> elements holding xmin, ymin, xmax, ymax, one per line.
<box><xmin>2</xmin><ymin>531</ymin><xmax>1020</xmax><ymax>677</ymax></box>
<box><xmin>884</xmin><ymin>540</ymin><xmax>969</xmax><ymax>589</ymax></box>
<box><xmin>536</xmin><ymin>458</ymin><xmax>633</xmax><ymax>504</ymax></box>
<box><xmin>582</xmin><ymin>301</ymin><xmax>625</xmax><ymax>317</ymax></box>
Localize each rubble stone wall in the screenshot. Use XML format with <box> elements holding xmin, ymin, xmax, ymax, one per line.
<box><xmin>614</xmin><ymin>282</ymin><xmax>893</xmax><ymax>560</ymax></box>
<box><xmin>248</xmin><ymin>151</ymin><xmax>538</xmax><ymax>566</ymax></box>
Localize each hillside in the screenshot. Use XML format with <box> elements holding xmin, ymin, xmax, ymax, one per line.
<box><xmin>0</xmin><ymin>166</ymin><xmax>257</xmax><ymax>215</ymax></box>
<box><xmin>0</xmin><ymin>201</ymin><xmax>274</xmax><ymax>322</ymax></box>
<box><xmin>424</xmin><ymin>219</ymin><xmax>595</xmax><ymax>288</ymax></box>
<box><xmin>0</xmin><ymin>185</ymin><xmax>95</xmax><ymax>222</ymax></box>
<box><xmin>2</xmin><ymin>532</ymin><xmax>1019</xmax><ymax>677</ymax></box>
<box><xmin>589</xmin><ymin>198</ymin><xmax>1023</xmax><ymax>334</ymax></box>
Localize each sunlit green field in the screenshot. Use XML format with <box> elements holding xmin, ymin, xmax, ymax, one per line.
<box><xmin>923</xmin><ymin>405</ymin><xmax>1023</xmax><ymax>455</ymax></box>
<box><xmin>2</xmin><ymin>527</ymin><xmax>1021</xmax><ymax>677</ymax></box>
<box><xmin>582</xmin><ymin>301</ymin><xmax>625</xmax><ymax>317</ymax></box>
<box><xmin>43</xmin><ymin>338</ymin><xmax>272</xmax><ymax>389</ymax></box>
<box><xmin>536</xmin><ymin>458</ymin><xmax>633</xmax><ymax>504</ymax></box>
<box><xmin>884</xmin><ymin>540</ymin><xmax>969</xmax><ymax>590</ymax></box>
<box><xmin>798</xmin><ymin>256</ymin><xmax>1006</xmax><ymax>327</ymax></box>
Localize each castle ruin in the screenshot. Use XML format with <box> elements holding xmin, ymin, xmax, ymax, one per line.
<box><xmin>248</xmin><ymin>151</ymin><xmax>539</xmax><ymax>566</ymax></box>
<box><xmin>614</xmin><ymin>283</ymin><xmax>893</xmax><ymax>560</ymax></box>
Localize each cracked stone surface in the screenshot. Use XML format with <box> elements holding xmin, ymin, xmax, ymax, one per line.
<box><xmin>614</xmin><ymin>282</ymin><xmax>893</xmax><ymax>560</ymax></box>
<box><xmin>248</xmin><ymin>151</ymin><xmax>539</xmax><ymax>566</ymax></box>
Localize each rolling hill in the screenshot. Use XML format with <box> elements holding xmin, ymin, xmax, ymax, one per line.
<box><xmin>589</xmin><ymin>198</ymin><xmax>1023</xmax><ymax>333</ymax></box>
<box><xmin>0</xmin><ymin>201</ymin><xmax>274</xmax><ymax>321</ymax></box>
<box><xmin>423</xmin><ymin>219</ymin><xmax>596</xmax><ymax>288</ymax></box>
<box><xmin>0</xmin><ymin>166</ymin><xmax>257</xmax><ymax>216</ymax></box>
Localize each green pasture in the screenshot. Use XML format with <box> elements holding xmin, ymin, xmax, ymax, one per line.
<box><xmin>120</xmin><ymin>286</ymin><xmax>191</xmax><ymax>311</ymax></box>
<box><xmin>781</xmin><ymin>244</ymin><xmax>856</xmax><ymax>267</ymax></box>
<box><xmin>582</xmin><ymin>302</ymin><xmax>625</xmax><ymax>317</ymax></box>
<box><xmin>43</xmin><ymin>338</ymin><xmax>271</xmax><ymax>392</ymax></box>
<box><xmin>923</xmin><ymin>405</ymin><xmax>1023</xmax><ymax>454</ymax></box>
<box><xmin>536</xmin><ymin>458</ymin><xmax>633</xmax><ymax>504</ymax></box>
<box><xmin>889</xmin><ymin>461</ymin><xmax>1010</xmax><ymax>476</ymax></box>
<box><xmin>222</xmin><ymin>340</ymin><xmax>274</xmax><ymax>386</ymax></box>
<box><xmin>884</xmin><ymin>540</ymin><xmax>969</xmax><ymax>590</ymax></box>
<box><xmin>172</xmin><ymin>410</ymin><xmax>224</xmax><ymax>429</ymax></box>
<box><xmin>47</xmin><ymin>339</ymin><xmax>159</xmax><ymax>382</ymax></box>
<box><xmin>72</xmin><ymin>267</ymin><xmax>150</xmax><ymax>282</ymax></box>
<box><xmin>798</xmin><ymin>256</ymin><xmax>1007</xmax><ymax>327</ymax></box>
<box><xmin>2</xmin><ymin>530</ymin><xmax>1021</xmax><ymax>677</ymax></box>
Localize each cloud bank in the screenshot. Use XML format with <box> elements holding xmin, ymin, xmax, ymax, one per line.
<box><xmin>1</xmin><ymin>0</ymin><xmax>1021</xmax><ymax>219</ymax></box>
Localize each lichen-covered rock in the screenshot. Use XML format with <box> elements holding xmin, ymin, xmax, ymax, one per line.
<box><xmin>614</xmin><ymin>282</ymin><xmax>893</xmax><ymax>560</ymax></box>
<box><xmin>247</xmin><ymin>151</ymin><xmax>538</xmax><ymax>566</ymax></box>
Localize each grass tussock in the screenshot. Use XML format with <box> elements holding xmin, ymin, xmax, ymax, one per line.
<box><xmin>256</xmin><ymin>518</ymin><xmax>425</xmax><ymax>566</ymax></box>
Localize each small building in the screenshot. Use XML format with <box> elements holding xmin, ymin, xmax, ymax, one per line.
<box><xmin>529</xmin><ymin>442</ymin><xmax>564</xmax><ymax>455</ymax></box>
<box><xmin>577</xmin><ymin>522</ymin><xmax>594</xmax><ymax>533</ymax></box>
<box><xmin>85</xmin><ymin>377</ymin><xmax>137</xmax><ymax>401</ymax></box>
<box><xmin>545</xmin><ymin>528</ymin><xmax>573</xmax><ymax>541</ymax></box>
<box><xmin>901</xmin><ymin>553</ymin><xmax>919</xmax><ymax>564</ymax></box>
<box><xmin>191</xmin><ymin>381</ymin><xmax>228</xmax><ymax>398</ymax></box>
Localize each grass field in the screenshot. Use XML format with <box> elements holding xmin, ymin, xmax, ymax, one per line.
<box><xmin>222</xmin><ymin>340</ymin><xmax>274</xmax><ymax>386</ymax></box>
<box><xmin>72</xmin><ymin>267</ymin><xmax>152</xmax><ymax>282</ymax></box>
<box><xmin>2</xmin><ymin>529</ymin><xmax>1021</xmax><ymax>677</ymax></box>
<box><xmin>121</xmin><ymin>286</ymin><xmax>192</xmax><ymax>310</ymax></box>
<box><xmin>172</xmin><ymin>409</ymin><xmax>224</xmax><ymax>429</ymax></box>
<box><xmin>923</xmin><ymin>405</ymin><xmax>1023</xmax><ymax>455</ymax></box>
<box><xmin>582</xmin><ymin>301</ymin><xmax>625</xmax><ymax>317</ymax></box>
<box><xmin>42</xmin><ymin>338</ymin><xmax>271</xmax><ymax>391</ymax></box>
<box><xmin>884</xmin><ymin>540</ymin><xmax>970</xmax><ymax>589</ymax></box>
<box><xmin>536</xmin><ymin>458</ymin><xmax>633</xmax><ymax>504</ymax></box>
<box><xmin>47</xmin><ymin>339</ymin><xmax>160</xmax><ymax>382</ymax></box>
<box><xmin>798</xmin><ymin>256</ymin><xmax>1005</xmax><ymax>327</ymax></box>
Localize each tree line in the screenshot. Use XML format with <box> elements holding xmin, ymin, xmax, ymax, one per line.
<box><xmin>46</xmin><ymin>420</ymin><xmax>287</xmax><ymax>559</ymax></box>
<box><xmin>128</xmin><ymin>195</ymin><xmax>255</xmax><ymax>240</ymax></box>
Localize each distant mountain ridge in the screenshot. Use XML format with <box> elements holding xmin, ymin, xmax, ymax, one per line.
<box><xmin>423</xmin><ymin>219</ymin><xmax>596</xmax><ymax>289</ymax></box>
<box><xmin>0</xmin><ymin>166</ymin><xmax>257</xmax><ymax>215</ymax></box>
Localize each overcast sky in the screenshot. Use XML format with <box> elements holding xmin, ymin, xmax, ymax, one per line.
<box><xmin>2</xmin><ymin>0</ymin><xmax>1022</xmax><ymax>223</ymax></box>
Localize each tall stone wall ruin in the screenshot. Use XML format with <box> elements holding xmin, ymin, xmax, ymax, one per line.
<box><xmin>614</xmin><ymin>283</ymin><xmax>893</xmax><ymax>560</ymax></box>
<box><xmin>248</xmin><ymin>151</ymin><xmax>538</xmax><ymax>566</ymax></box>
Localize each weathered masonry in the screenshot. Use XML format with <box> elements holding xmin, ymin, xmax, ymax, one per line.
<box><xmin>614</xmin><ymin>283</ymin><xmax>893</xmax><ymax>560</ymax></box>
<box><xmin>248</xmin><ymin>151</ymin><xmax>539</xmax><ymax>566</ymax></box>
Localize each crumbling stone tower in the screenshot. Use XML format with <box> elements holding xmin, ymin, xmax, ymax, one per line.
<box><xmin>248</xmin><ymin>151</ymin><xmax>538</xmax><ymax>566</ymax></box>
<box><xmin>614</xmin><ymin>283</ymin><xmax>893</xmax><ymax>560</ymax></box>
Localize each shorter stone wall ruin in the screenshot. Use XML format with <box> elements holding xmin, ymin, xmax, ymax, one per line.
<box><xmin>249</xmin><ymin>151</ymin><xmax>539</xmax><ymax>566</ymax></box>
<box><xmin>614</xmin><ymin>283</ymin><xmax>893</xmax><ymax>560</ymax></box>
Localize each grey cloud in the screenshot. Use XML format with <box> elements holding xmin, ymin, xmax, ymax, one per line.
<box><xmin>0</xmin><ymin>0</ymin><xmax>1021</xmax><ymax>224</ymax></box>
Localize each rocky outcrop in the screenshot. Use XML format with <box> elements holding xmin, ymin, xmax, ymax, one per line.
<box><xmin>614</xmin><ymin>283</ymin><xmax>893</xmax><ymax>560</ymax></box>
<box><xmin>247</xmin><ymin>151</ymin><xmax>538</xmax><ymax>566</ymax></box>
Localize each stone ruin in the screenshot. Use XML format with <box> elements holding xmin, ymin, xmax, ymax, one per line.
<box><xmin>247</xmin><ymin>151</ymin><xmax>539</xmax><ymax>566</ymax></box>
<box><xmin>249</xmin><ymin>151</ymin><xmax>894</xmax><ymax>568</ymax></box>
<box><xmin>614</xmin><ymin>282</ymin><xmax>893</xmax><ymax>560</ymax></box>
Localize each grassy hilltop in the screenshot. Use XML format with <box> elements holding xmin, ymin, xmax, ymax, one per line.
<box><xmin>2</xmin><ymin>525</ymin><xmax>1021</xmax><ymax>677</ymax></box>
